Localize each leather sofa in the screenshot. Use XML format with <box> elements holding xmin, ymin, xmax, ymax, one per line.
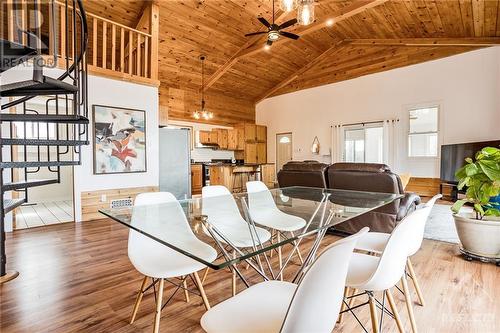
<box><xmin>277</xmin><ymin>161</ymin><xmax>421</xmax><ymax>234</ymax></box>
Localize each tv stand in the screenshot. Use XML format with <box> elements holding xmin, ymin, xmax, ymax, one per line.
<box><xmin>439</xmin><ymin>182</ymin><xmax>459</xmax><ymax>201</ymax></box>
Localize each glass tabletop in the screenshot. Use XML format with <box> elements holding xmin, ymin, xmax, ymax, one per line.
<box><xmin>100</xmin><ymin>186</ymin><xmax>401</xmax><ymax>270</ymax></box>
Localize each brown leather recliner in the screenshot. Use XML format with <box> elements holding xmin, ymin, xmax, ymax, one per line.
<box><xmin>327</xmin><ymin>163</ymin><xmax>420</xmax><ymax>234</ymax></box>
<box><xmin>277</xmin><ymin>161</ymin><xmax>421</xmax><ymax>234</ymax></box>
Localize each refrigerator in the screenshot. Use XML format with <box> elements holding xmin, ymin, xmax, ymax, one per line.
<box><xmin>159</xmin><ymin>127</ymin><xmax>191</xmax><ymax>199</ymax></box>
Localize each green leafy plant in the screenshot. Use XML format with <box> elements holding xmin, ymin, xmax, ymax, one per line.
<box><xmin>451</xmin><ymin>147</ymin><xmax>500</xmax><ymax>220</ymax></box>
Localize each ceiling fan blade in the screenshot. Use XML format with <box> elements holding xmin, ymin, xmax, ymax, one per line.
<box><xmin>258</xmin><ymin>17</ymin><xmax>272</xmax><ymax>28</ymax></box>
<box><xmin>278</xmin><ymin>18</ymin><xmax>297</xmax><ymax>30</ymax></box>
<box><xmin>279</xmin><ymin>31</ymin><xmax>300</xmax><ymax>40</ymax></box>
<box><xmin>245</xmin><ymin>31</ymin><xmax>267</xmax><ymax>37</ymax></box>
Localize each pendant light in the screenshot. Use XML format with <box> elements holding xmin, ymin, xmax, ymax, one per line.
<box><xmin>279</xmin><ymin>0</ymin><xmax>297</xmax><ymax>12</ymax></box>
<box><xmin>297</xmin><ymin>0</ymin><xmax>315</xmax><ymax>26</ymax></box>
<box><xmin>193</xmin><ymin>55</ymin><xmax>214</xmax><ymax>121</ymax></box>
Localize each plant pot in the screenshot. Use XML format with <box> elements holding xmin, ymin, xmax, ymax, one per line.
<box><xmin>453</xmin><ymin>212</ymin><xmax>500</xmax><ymax>260</ymax></box>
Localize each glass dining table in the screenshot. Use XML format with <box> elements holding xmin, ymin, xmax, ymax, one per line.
<box><xmin>100</xmin><ymin>186</ymin><xmax>401</xmax><ymax>285</ymax></box>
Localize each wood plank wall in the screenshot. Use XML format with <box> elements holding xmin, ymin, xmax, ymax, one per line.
<box><xmin>159</xmin><ymin>87</ymin><xmax>256</xmax><ymax>126</ymax></box>
<box><xmin>81</xmin><ymin>186</ymin><xmax>158</xmax><ymax>221</ymax></box>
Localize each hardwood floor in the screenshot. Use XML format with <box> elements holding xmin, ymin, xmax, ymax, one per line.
<box><xmin>1</xmin><ymin>219</ymin><xmax>499</xmax><ymax>333</ymax></box>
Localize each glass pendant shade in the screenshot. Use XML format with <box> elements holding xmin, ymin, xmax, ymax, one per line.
<box><xmin>279</xmin><ymin>0</ymin><xmax>297</xmax><ymax>12</ymax></box>
<box><xmin>297</xmin><ymin>0</ymin><xmax>315</xmax><ymax>26</ymax></box>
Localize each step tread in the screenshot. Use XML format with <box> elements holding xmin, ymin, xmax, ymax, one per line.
<box><xmin>0</xmin><ymin>76</ymin><xmax>78</xmax><ymax>97</ymax></box>
<box><xmin>3</xmin><ymin>179</ymin><xmax>59</xmax><ymax>191</ymax></box>
<box><xmin>0</xmin><ymin>138</ymin><xmax>89</xmax><ymax>146</ymax></box>
<box><xmin>0</xmin><ymin>39</ymin><xmax>37</xmax><ymax>73</ymax></box>
<box><xmin>3</xmin><ymin>198</ymin><xmax>26</xmax><ymax>214</ymax></box>
<box><xmin>0</xmin><ymin>114</ymin><xmax>89</xmax><ymax>124</ymax></box>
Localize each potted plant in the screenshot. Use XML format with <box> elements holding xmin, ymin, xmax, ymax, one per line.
<box><xmin>451</xmin><ymin>146</ymin><xmax>500</xmax><ymax>263</ymax></box>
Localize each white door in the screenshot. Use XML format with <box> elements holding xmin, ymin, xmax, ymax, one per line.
<box><xmin>276</xmin><ymin>133</ymin><xmax>293</xmax><ymax>173</ymax></box>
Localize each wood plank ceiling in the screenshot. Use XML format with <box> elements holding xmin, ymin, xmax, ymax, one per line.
<box><xmin>84</xmin><ymin>0</ymin><xmax>500</xmax><ymax>125</ymax></box>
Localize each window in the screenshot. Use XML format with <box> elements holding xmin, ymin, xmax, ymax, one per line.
<box><xmin>344</xmin><ymin>123</ymin><xmax>384</xmax><ymax>163</ymax></box>
<box><xmin>408</xmin><ymin>106</ymin><xmax>439</xmax><ymax>157</ymax></box>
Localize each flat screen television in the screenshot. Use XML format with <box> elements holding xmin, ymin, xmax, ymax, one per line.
<box><xmin>440</xmin><ymin>140</ymin><xmax>500</xmax><ymax>184</ymax></box>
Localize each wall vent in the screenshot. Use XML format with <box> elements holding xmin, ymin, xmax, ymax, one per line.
<box><xmin>110</xmin><ymin>198</ymin><xmax>133</xmax><ymax>209</ymax></box>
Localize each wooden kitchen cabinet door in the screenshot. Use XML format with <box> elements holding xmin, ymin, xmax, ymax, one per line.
<box><xmin>199</xmin><ymin>131</ymin><xmax>211</xmax><ymax>144</ymax></box>
<box><xmin>191</xmin><ymin>164</ymin><xmax>203</xmax><ymax>195</ymax></box>
<box><xmin>209</xmin><ymin>130</ymin><xmax>218</xmax><ymax>144</ymax></box>
<box><xmin>237</xmin><ymin>127</ymin><xmax>245</xmax><ymax>150</ymax></box>
<box><xmin>228</xmin><ymin>129</ymin><xmax>238</xmax><ymax>150</ymax></box>
<box><xmin>217</xmin><ymin>129</ymin><xmax>228</xmax><ymax>149</ymax></box>
<box><xmin>245</xmin><ymin>143</ymin><xmax>257</xmax><ymax>164</ymax></box>
<box><xmin>257</xmin><ymin>142</ymin><xmax>267</xmax><ymax>164</ymax></box>
<box><xmin>256</xmin><ymin>125</ymin><xmax>267</xmax><ymax>142</ymax></box>
<box><xmin>244</xmin><ymin>124</ymin><xmax>256</xmax><ymax>142</ymax></box>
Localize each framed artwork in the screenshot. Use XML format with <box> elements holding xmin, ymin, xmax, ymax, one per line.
<box><xmin>93</xmin><ymin>105</ymin><xmax>147</xmax><ymax>174</ymax></box>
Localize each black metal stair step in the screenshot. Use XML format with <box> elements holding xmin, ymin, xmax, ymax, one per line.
<box><xmin>3</xmin><ymin>198</ymin><xmax>26</xmax><ymax>214</ymax></box>
<box><xmin>0</xmin><ymin>138</ymin><xmax>89</xmax><ymax>146</ymax></box>
<box><xmin>3</xmin><ymin>179</ymin><xmax>59</xmax><ymax>191</ymax></box>
<box><xmin>0</xmin><ymin>39</ymin><xmax>37</xmax><ymax>73</ymax></box>
<box><xmin>0</xmin><ymin>114</ymin><xmax>89</xmax><ymax>124</ymax></box>
<box><xmin>0</xmin><ymin>161</ymin><xmax>80</xmax><ymax>168</ymax></box>
<box><xmin>0</xmin><ymin>75</ymin><xmax>78</xmax><ymax>97</ymax></box>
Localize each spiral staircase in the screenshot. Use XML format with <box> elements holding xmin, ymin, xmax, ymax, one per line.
<box><xmin>0</xmin><ymin>0</ymin><xmax>89</xmax><ymax>283</ymax></box>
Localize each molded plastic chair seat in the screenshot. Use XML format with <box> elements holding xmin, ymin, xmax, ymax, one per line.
<box><xmin>355</xmin><ymin>232</ymin><xmax>389</xmax><ymax>254</ymax></box>
<box><xmin>346</xmin><ymin>252</ymin><xmax>381</xmax><ymax>287</ymax></box>
<box><xmin>201</xmin><ymin>280</ymin><xmax>296</xmax><ymax>333</ymax></box>
<box><xmin>246</xmin><ymin>181</ymin><xmax>306</xmax><ymax>232</ymax></box>
<box><xmin>131</xmin><ymin>239</ymin><xmax>217</xmax><ymax>278</ymax></box>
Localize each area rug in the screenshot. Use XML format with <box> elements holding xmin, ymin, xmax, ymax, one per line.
<box><xmin>423</xmin><ymin>203</ymin><xmax>463</xmax><ymax>244</ymax></box>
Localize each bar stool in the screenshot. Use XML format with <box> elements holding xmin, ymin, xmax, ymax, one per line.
<box><xmin>232</xmin><ymin>169</ymin><xmax>247</xmax><ymax>193</ymax></box>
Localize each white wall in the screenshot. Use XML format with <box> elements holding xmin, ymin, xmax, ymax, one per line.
<box><xmin>73</xmin><ymin>75</ymin><xmax>159</xmax><ymax>221</ymax></box>
<box><xmin>256</xmin><ymin>47</ymin><xmax>500</xmax><ymax>178</ymax></box>
<box><xmin>2</xmin><ymin>65</ymin><xmax>159</xmax><ymax>224</ymax></box>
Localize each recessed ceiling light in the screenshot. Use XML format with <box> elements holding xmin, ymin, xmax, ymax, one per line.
<box><xmin>326</xmin><ymin>18</ymin><xmax>334</xmax><ymax>27</ymax></box>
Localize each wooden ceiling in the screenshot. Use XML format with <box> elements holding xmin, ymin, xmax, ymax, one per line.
<box><xmin>83</xmin><ymin>0</ymin><xmax>500</xmax><ymax>123</ymax></box>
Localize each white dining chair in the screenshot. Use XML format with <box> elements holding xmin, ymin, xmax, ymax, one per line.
<box><xmin>343</xmin><ymin>206</ymin><xmax>435</xmax><ymax>333</ymax></box>
<box><xmin>128</xmin><ymin>192</ymin><xmax>217</xmax><ymax>333</ymax></box>
<box><xmin>354</xmin><ymin>194</ymin><xmax>442</xmax><ymax>308</ymax></box>
<box><xmin>246</xmin><ymin>181</ymin><xmax>306</xmax><ymax>278</ymax></box>
<box><xmin>202</xmin><ymin>185</ymin><xmax>271</xmax><ymax>295</ymax></box>
<box><xmin>200</xmin><ymin>227</ymin><xmax>369</xmax><ymax>333</ymax></box>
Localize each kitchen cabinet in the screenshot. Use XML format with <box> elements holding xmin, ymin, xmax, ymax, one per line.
<box><xmin>191</xmin><ymin>164</ymin><xmax>203</xmax><ymax>195</ymax></box>
<box><xmin>256</xmin><ymin>125</ymin><xmax>266</xmax><ymax>142</ymax></box>
<box><xmin>228</xmin><ymin>129</ymin><xmax>238</xmax><ymax>150</ymax></box>
<box><xmin>244</xmin><ymin>143</ymin><xmax>257</xmax><ymax>164</ymax></box>
<box><xmin>209</xmin><ymin>130</ymin><xmax>218</xmax><ymax>144</ymax></box>
<box><xmin>257</xmin><ymin>142</ymin><xmax>267</xmax><ymax>164</ymax></box>
<box><xmin>216</xmin><ymin>129</ymin><xmax>228</xmax><ymax>149</ymax></box>
<box><xmin>199</xmin><ymin>130</ymin><xmax>211</xmax><ymax>145</ymax></box>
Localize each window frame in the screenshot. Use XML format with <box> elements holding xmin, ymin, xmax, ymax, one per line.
<box><xmin>343</xmin><ymin>121</ymin><xmax>384</xmax><ymax>163</ymax></box>
<box><xmin>406</xmin><ymin>103</ymin><xmax>441</xmax><ymax>159</ymax></box>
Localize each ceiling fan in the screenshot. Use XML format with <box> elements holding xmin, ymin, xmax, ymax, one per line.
<box><xmin>244</xmin><ymin>0</ymin><xmax>299</xmax><ymax>46</ymax></box>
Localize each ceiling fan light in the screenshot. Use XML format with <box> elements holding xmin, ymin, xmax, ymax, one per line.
<box><xmin>193</xmin><ymin>111</ymin><xmax>200</xmax><ymax>120</ymax></box>
<box><xmin>297</xmin><ymin>0</ymin><xmax>315</xmax><ymax>26</ymax></box>
<box><xmin>268</xmin><ymin>30</ymin><xmax>280</xmax><ymax>41</ymax></box>
<box><xmin>279</xmin><ymin>0</ymin><xmax>297</xmax><ymax>12</ymax></box>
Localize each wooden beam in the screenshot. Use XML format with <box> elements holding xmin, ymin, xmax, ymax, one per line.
<box><xmin>203</xmin><ymin>9</ymin><xmax>288</xmax><ymax>91</ymax></box>
<box><xmin>150</xmin><ymin>3</ymin><xmax>159</xmax><ymax>80</ymax></box>
<box><xmin>239</xmin><ymin>0</ymin><xmax>388</xmax><ymax>59</ymax></box>
<box><xmin>344</xmin><ymin>37</ymin><xmax>500</xmax><ymax>47</ymax></box>
<box><xmin>256</xmin><ymin>41</ymin><xmax>348</xmax><ymax>102</ymax></box>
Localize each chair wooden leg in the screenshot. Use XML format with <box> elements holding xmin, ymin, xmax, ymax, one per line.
<box><xmin>153</xmin><ymin>278</ymin><xmax>164</xmax><ymax>333</ymax></box>
<box><xmin>193</xmin><ymin>271</ymin><xmax>211</xmax><ymax>310</ymax></box>
<box><xmin>386</xmin><ymin>289</ymin><xmax>404</xmax><ymax>333</ymax></box>
<box><xmin>277</xmin><ymin>232</ymin><xmax>283</xmax><ymax>281</ymax></box>
<box><xmin>130</xmin><ymin>276</ymin><xmax>148</xmax><ymax>324</ymax></box>
<box><xmin>368</xmin><ymin>293</ymin><xmax>380</xmax><ymax>333</ymax></box>
<box><xmin>232</xmin><ymin>251</ymin><xmax>237</xmax><ymax>296</ymax></box>
<box><xmin>182</xmin><ymin>276</ymin><xmax>190</xmax><ymax>303</ymax></box>
<box><xmin>201</xmin><ymin>267</ymin><xmax>210</xmax><ymax>284</ymax></box>
<box><xmin>402</xmin><ymin>276</ymin><xmax>418</xmax><ymax>333</ymax></box>
<box><xmin>407</xmin><ymin>258</ymin><xmax>425</xmax><ymax>306</ymax></box>
<box><xmin>348</xmin><ymin>288</ymin><xmax>358</xmax><ymax>308</ymax></box>
<box><xmin>337</xmin><ymin>287</ymin><xmax>349</xmax><ymax>324</ymax></box>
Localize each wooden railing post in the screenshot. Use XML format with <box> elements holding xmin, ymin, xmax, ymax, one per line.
<box><xmin>149</xmin><ymin>3</ymin><xmax>159</xmax><ymax>80</ymax></box>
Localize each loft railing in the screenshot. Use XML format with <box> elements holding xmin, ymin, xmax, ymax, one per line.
<box><xmin>4</xmin><ymin>0</ymin><xmax>158</xmax><ymax>85</ymax></box>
